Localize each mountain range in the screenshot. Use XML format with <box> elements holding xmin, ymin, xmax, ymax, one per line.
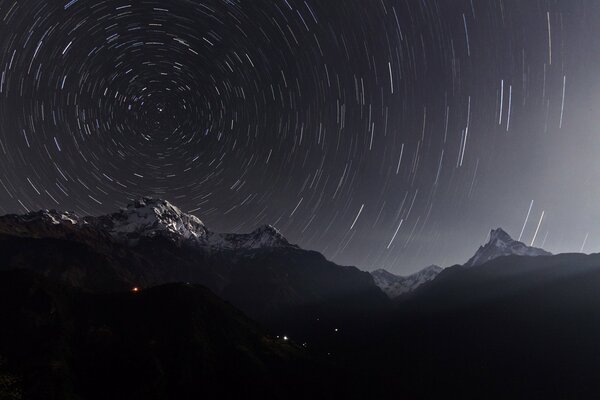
<box><xmin>4</xmin><ymin>198</ymin><xmax>593</xmax><ymax>399</ymax></box>
<box><xmin>0</xmin><ymin>199</ymin><xmax>555</xmax><ymax>311</ymax></box>
<box><xmin>370</xmin><ymin>227</ymin><xmax>550</xmax><ymax>297</ymax></box>
<box><xmin>0</xmin><ymin>198</ymin><xmax>387</xmax><ymax>324</ymax></box>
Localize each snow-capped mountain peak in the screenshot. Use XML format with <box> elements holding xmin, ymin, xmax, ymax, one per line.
<box><xmin>371</xmin><ymin>265</ymin><xmax>443</xmax><ymax>298</ymax></box>
<box><xmin>464</xmin><ymin>228</ymin><xmax>551</xmax><ymax>267</ymax></box>
<box><xmin>0</xmin><ymin>197</ymin><xmax>294</xmax><ymax>251</ymax></box>
<box><xmin>96</xmin><ymin>198</ymin><xmax>294</xmax><ymax>250</ymax></box>
<box><xmin>98</xmin><ymin>197</ymin><xmax>209</xmax><ymax>243</ymax></box>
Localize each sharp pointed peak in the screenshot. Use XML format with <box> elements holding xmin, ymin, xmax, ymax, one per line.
<box><xmin>488</xmin><ymin>228</ymin><xmax>513</xmax><ymax>243</ymax></box>
<box><xmin>465</xmin><ymin>227</ymin><xmax>552</xmax><ymax>267</ymax></box>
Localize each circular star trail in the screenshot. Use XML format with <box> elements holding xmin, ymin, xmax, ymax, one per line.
<box><xmin>0</xmin><ymin>0</ymin><xmax>598</xmax><ymax>272</ymax></box>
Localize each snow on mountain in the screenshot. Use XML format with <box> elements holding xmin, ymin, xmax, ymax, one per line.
<box><xmin>0</xmin><ymin>197</ymin><xmax>293</xmax><ymax>251</ymax></box>
<box><xmin>208</xmin><ymin>225</ymin><xmax>291</xmax><ymax>250</ymax></box>
<box><xmin>371</xmin><ymin>265</ymin><xmax>443</xmax><ymax>298</ymax></box>
<box><xmin>95</xmin><ymin>198</ymin><xmax>210</xmax><ymax>244</ymax></box>
<box><xmin>0</xmin><ymin>208</ymin><xmax>90</xmax><ymax>241</ymax></box>
<box><xmin>464</xmin><ymin>228</ymin><xmax>551</xmax><ymax>267</ymax></box>
<box><xmin>38</xmin><ymin>210</ymin><xmax>80</xmax><ymax>225</ymax></box>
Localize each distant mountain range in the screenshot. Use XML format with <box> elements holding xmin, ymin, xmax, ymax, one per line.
<box><xmin>371</xmin><ymin>228</ymin><xmax>552</xmax><ymax>297</ymax></box>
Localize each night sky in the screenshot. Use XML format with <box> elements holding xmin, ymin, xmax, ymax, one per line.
<box><xmin>0</xmin><ymin>0</ymin><xmax>598</xmax><ymax>273</ymax></box>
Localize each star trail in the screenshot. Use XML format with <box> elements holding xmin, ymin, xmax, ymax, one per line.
<box><xmin>0</xmin><ymin>0</ymin><xmax>598</xmax><ymax>272</ymax></box>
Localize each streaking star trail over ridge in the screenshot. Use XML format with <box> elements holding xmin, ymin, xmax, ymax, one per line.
<box><xmin>0</xmin><ymin>0</ymin><xmax>598</xmax><ymax>273</ymax></box>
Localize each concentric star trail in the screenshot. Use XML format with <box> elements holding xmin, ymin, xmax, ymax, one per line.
<box><xmin>0</xmin><ymin>0</ymin><xmax>596</xmax><ymax>272</ymax></box>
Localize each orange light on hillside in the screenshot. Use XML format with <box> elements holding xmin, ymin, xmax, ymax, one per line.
<box><xmin>131</xmin><ymin>287</ymin><xmax>140</xmax><ymax>293</ymax></box>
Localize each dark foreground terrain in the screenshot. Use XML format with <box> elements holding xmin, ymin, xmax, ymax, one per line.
<box><xmin>0</xmin><ymin>270</ymin><xmax>341</xmax><ymax>400</ymax></box>
<box><xmin>315</xmin><ymin>253</ymin><xmax>600</xmax><ymax>399</ymax></box>
<box><xmin>6</xmin><ymin>253</ymin><xmax>600</xmax><ymax>399</ymax></box>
